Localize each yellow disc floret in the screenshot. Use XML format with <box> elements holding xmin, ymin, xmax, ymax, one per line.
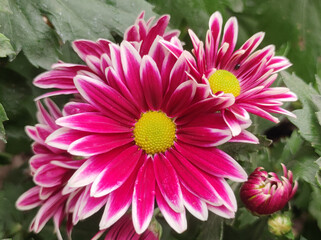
<box><xmin>134</xmin><ymin>111</ymin><xmax>176</xmax><ymax>155</ymax></box>
<box><xmin>208</xmin><ymin>70</ymin><xmax>241</xmax><ymax>97</ymax></box>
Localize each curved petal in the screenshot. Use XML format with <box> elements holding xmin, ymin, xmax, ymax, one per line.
<box><xmin>67</xmin><ymin>147</ymin><xmax>130</xmax><ymax>188</ymax></box>
<box><xmin>120</xmin><ymin>41</ymin><xmax>147</xmax><ymax>111</ymax></box>
<box><xmin>68</xmin><ymin>133</ymin><xmax>133</xmax><ymax>156</ymax></box>
<box><xmin>175</xmin><ymin>142</ymin><xmax>247</xmax><ymax>182</ymax></box>
<box><xmin>140</xmin><ymin>55</ymin><xmax>163</xmax><ymax>110</ymax></box>
<box><xmin>99</xmin><ymin>155</ymin><xmax>144</xmax><ymax>229</ymax></box>
<box><xmin>46</xmin><ymin>128</ymin><xmax>89</xmax><ymax>150</ymax></box>
<box><xmin>166</xmin><ymin>150</ymin><xmax>222</xmax><ymax>205</ymax></box>
<box><xmin>16</xmin><ymin>186</ymin><xmax>42</xmax><ymax>210</ymax></box>
<box><xmin>154</xmin><ymin>154</ymin><xmax>184</xmax><ymax>212</ymax></box>
<box><xmin>181</xmin><ymin>185</ymin><xmax>208</xmax><ymax>221</ymax></box>
<box><xmin>156</xmin><ymin>186</ymin><xmax>187</xmax><ymax>233</ymax></box>
<box><xmin>56</xmin><ymin>113</ymin><xmax>131</xmax><ymax>133</ymax></box>
<box><xmin>132</xmin><ymin>158</ymin><xmax>155</xmax><ymax>234</ymax></box>
<box><xmin>91</xmin><ymin>146</ymin><xmax>142</xmax><ymax>197</ymax></box>
<box><xmin>74</xmin><ymin>75</ymin><xmax>139</xmax><ymax>124</ymax></box>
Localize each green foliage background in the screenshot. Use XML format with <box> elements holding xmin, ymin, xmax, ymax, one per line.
<box><xmin>1</xmin><ymin>0</ymin><xmax>321</xmax><ymax>239</ymax></box>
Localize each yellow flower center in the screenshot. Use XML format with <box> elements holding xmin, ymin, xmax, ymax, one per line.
<box><xmin>134</xmin><ymin>111</ymin><xmax>176</xmax><ymax>155</ymax></box>
<box><xmin>208</xmin><ymin>70</ymin><xmax>241</xmax><ymax>97</ymax></box>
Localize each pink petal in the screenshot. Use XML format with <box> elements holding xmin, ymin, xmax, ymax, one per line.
<box><xmin>165</xmin><ymin>80</ymin><xmax>196</xmax><ymax>117</ymax></box>
<box><xmin>207</xmin><ymin>204</ymin><xmax>235</xmax><ymax>219</ymax></box>
<box><xmin>34</xmin><ymin>89</ymin><xmax>79</xmax><ymax>101</ymax></box>
<box><xmin>77</xmin><ymin>185</ymin><xmax>108</xmax><ymax>220</ymax></box>
<box><xmin>181</xmin><ymin>185</ymin><xmax>208</xmax><ymax>221</ymax></box>
<box><xmin>208</xmin><ymin>11</ymin><xmax>223</xmax><ymax>66</ymax></box>
<box><xmin>156</xmin><ymin>186</ymin><xmax>187</xmax><ymax>233</ymax></box>
<box><xmin>74</xmin><ymin>75</ymin><xmax>139</xmax><ymax>124</ymax></box>
<box><xmin>163</xmin><ymin>55</ymin><xmax>188</xmax><ymax>103</ymax></box>
<box><xmin>132</xmin><ymin>158</ymin><xmax>155</xmax><ymax>234</ymax></box>
<box><xmin>175</xmin><ymin>142</ymin><xmax>247</xmax><ymax>182</ymax></box>
<box><xmin>140</xmin><ymin>15</ymin><xmax>169</xmax><ymax>55</ymax></box>
<box><xmin>56</xmin><ymin>113</ymin><xmax>131</xmax><ymax>133</ymax></box>
<box><xmin>140</xmin><ymin>55</ymin><xmax>163</xmax><ymax>110</ymax></box>
<box><xmin>34</xmin><ymin>164</ymin><xmax>69</xmax><ymax>188</ymax></box>
<box><xmin>33</xmin><ymin>192</ymin><xmax>68</xmax><ymax>233</ymax></box>
<box><xmin>120</xmin><ymin>41</ymin><xmax>147</xmax><ymax>111</ymax></box>
<box><xmin>16</xmin><ymin>186</ymin><xmax>42</xmax><ymax>210</ymax></box>
<box><xmin>63</xmin><ymin>102</ymin><xmax>97</xmax><ymax>116</ymax></box>
<box><xmin>72</xmin><ymin>40</ymin><xmax>105</xmax><ymax>62</ymax></box>
<box><xmin>67</xmin><ymin>148</ymin><xmax>128</xmax><ymax>188</ymax></box>
<box><xmin>238</xmin><ymin>103</ymin><xmax>280</xmax><ymax>123</ymax></box>
<box><xmin>220</xmin><ymin>17</ymin><xmax>238</xmax><ymax>66</ymax></box>
<box><xmin>229</xmin><ymin>130</ymin><xmax>259</xmax><ymax>144</ymax></box>
<box><xmin>99</xmin><ymin>155</ymin><xmax>144</xmax><ymax>229</ymax></box>
<box><xmin>91</xmin><ymin>145</ymin><xmax>142</xmax><ymax>197</ymax></box>
<box><xmin>46</xmin><ymin>127</ymin><xmax>89</xmax><ymax>150</ymax></box>
<box><xmin>222</xmin><ymin>109</ymin><xmax>242</xmax><ymax>137</ymax></box>
<box><xmin>36</xmin><ymin>101</ymin><xmax>57</xmax><ymax>130</ymax></box>
<box><xmin>160</xmin><ymin>38</ymin><xmax>184</xmax><ymax>59</ymax></box>
<box><xmin>177</xmin><ymin>126</ymin><xmax>231</xmax><ymax>147</ymax></box>
<box><xmin>205</xmin><ymin>175</ymin><xmax>237</xmax><ymax>211</ymax></box>
<box><xmin>68</xmin><ymin>133</ymin><xmax>133</xmax><ymax>156</ymax></box>
<box><xmin>154</xmin><ymin>154</ymin><xmax>184</xmax><ymax>212</ymax></box>
<box><xmin>166</xmin><ymin>150</ymin><xmax>222</xmax><ymax>205</ymax></box>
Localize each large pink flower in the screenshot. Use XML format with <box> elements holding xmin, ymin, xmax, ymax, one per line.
<box><xmin>161</xmin><ymin>11</ymin><xmax>297</xmax><ymax>136</ymax></box>
<box><xmin>33</xmin><ymin>12</ymin><xmax>180</xmax><ymax>100</ymax></box>
<box><xmin>16</xmin><ymin>100</ymin><xmax>108</xmax><ymax>239</ymax></box>
<box><xmin>45</xmin><ymin>39</ymin><xmax>258</xmax><ymax>234</ymax></box>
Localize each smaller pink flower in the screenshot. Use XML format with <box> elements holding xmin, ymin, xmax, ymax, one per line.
<box><xmin>240</xmin><ymin>164</ymin><xmax>298</xmax><ymax>215</ymax></box>
<box><xmin>92</xmin><ymin>213</ymin><xmax>161</xmax><ymax>240</ymax></box>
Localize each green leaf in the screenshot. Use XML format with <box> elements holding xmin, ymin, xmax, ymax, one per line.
<box><xmin>0</xmin><ymin>0</ymin><xmax>155</xmax><ymax>69</ymax></box>
<box><xmin>147</xmin><ymin>0</ymin><xmax>227</xmax><ymax>43</ymax></box>
<box><xmin>234</xmin><ymin>208</ymin><xmax>259</xmax><ymax>229</ymax></box>
<box><xmin>0</xmin><ymin>67</ymin><xmax>36</xmax><ymax>153</ymax></box>
<box><xmin>0</xmin><ymin>0</ymin><xmax>60</xmax><ymax>69</ymax></box>
<box><xmin>308</xmin><ymin>187</ymin><xmax>321</xmax><ymax>230</ymax></box>
<box><xmin>238</xmin><ymin>0</ymin><xmax>321</xmax><ymax>82</ymax></box>
<box><xmin>197</xmin><ymin>213</ymin><xmax>223</xmax><ymax>240</ymax></box>
<box><xmin>0</xmin><ymin>33</ymin><xmax>15</xmax><ymax>58</ymax></box>
<box><xmin>282</xmin><ymin>71</ymin><xmax>321</xmax><ymax>156</ymax></box>
<box><xmin>0</xmin><ymin>0</ymin><xmax>12</xmax><ymax>13</ymax></box>
<box><xmin>0</xmin><ymin>103</ymin><xmax>8</xmax><ymax>143</ymax></box>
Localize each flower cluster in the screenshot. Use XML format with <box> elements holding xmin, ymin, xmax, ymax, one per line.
<box><xmin>16</xmin><ymin>11</ymin><xmax>297</xmax><ymax>239</ymax></box>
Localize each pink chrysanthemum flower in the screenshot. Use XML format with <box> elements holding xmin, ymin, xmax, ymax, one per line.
<box><xmin>92</xmin><ymin>213</ymin><xmax>161</xmax><ymax>240</ymax></box>
<box><xmin>45</xmin><ymin>39</ymin><xmax>258</xmax><ymax>234</ymax></box>
<box><xmin>33</xmin><ymin>12</ymin><xmax>180</xmax><ymax>100</ymax></box>
<box><xmin>240</xmin><ymin>164</ymin><xmax>298</xmax><ymax>215</ymax></box>
<box><xmin>161</xmin><ymin>11</ymin><xmax>297</xmax><ymax>136</ymax></box>
<box><xmin>16</xmin><ymin>100</ymin><xmax>108</xmax><ymax>239</ymax></box>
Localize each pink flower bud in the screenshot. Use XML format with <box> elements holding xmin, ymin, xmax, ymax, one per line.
<box><xmin>240</xmin><ymin>164</ymin><xmax>298</xmax><ymax>215</ymax></box>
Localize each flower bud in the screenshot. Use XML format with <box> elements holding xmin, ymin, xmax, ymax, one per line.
<box><xmin>240</xmin><ymin>164</ymin><xmax>298</xmax><ymax>215</ymax></box>
<box><xmin>268</xmin><ymin>214</ymin><xmax>292</xmax><ymax>236</ymax></box>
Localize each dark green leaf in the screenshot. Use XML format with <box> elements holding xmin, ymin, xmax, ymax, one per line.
<box><xmin>308</xmin><ymin>187</ymin><xmax>321</xmax><ymax>230</ymax></box>
<box><xmin>282</xmin><ymin>72</ymin><xmax>321</xmax><ymax>155</ymax></box>
<box><xmin>197</xmin><ymin>213</ymin><xmax>223</xmax><ymax>240</ymax></box>
<box><xmin>234</xmin><ymin>208</ymin><xmax>259</xmax><ymax>229</ymax></box>
<box><xmin>0</xmin><ymin>67</ymin><xmax>36</xmax><ymax>153</ymax></box>
<box><xmin>0</xmin><ymin>0</ymin><xmax>155</xmax><ymax>69</ymax></box>
<box><xmin>238</xmin><ymin>0</ymin><xmax>321</xmax><ymax>82</ymax></box>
